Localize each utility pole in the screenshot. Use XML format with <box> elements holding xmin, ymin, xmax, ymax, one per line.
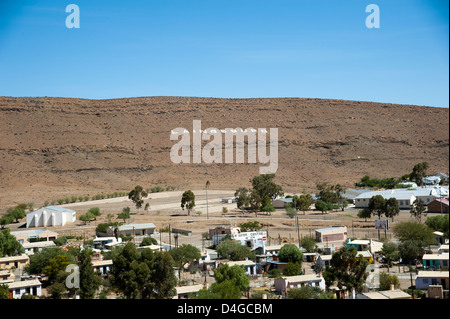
<box><xmin>169</xmin><ymin>224</ymin><xmax>171</xmax><ymax>250</ymax></box>
<box><xmin>206</xmin><ymin>180</ymin><xmax>210</xmax><ymax>220</ymax></box>
<box><xmin>294</xmin><ymin>195</ymin><xmax>301</xmax><ymax>248</ymax></box>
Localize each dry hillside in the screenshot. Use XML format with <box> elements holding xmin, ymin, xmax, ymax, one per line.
<box><xmin>0</xmin><ymin>96</ymin><xmax>448</xmax><ymax>209</ymax></box>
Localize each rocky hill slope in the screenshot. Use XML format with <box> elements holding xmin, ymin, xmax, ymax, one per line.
<box><xmin>0</xmin><ymin>96</ymin><xmax>448</xmax><ymax>208</ymax></box>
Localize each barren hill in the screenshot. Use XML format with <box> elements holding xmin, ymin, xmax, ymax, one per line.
<box><xmin>0</xmin><ymin>96</ymin><xmax>448</xmax><ymax>209</ymax></box>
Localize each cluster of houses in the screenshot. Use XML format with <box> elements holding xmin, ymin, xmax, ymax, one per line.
<box><xmin>1</xmin><ymin>220</ymin><xmax>449</xmax><ymax>299</ymax></box>
<box><xmin>1</xmin><ymin>178</ymin><xmax>449</xmax><ymax>299</ymax></box>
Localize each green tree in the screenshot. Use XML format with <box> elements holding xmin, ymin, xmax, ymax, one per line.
<box><xmin>234</xmin><ymin>187</ymin><xmax>251</xmax><ymax>209</ymax></box>
<box><xmin>79</xmin><ymin>248</ymin><xmax>101</xmax><ymax>299</ymax></box>
<box><xmin>315</xmin><ymin>200</ymin><xmax>329</xmax><ymax>214</ymax></box>
<box><xmin>8</xmin><ymin>207</ymin><xmax>26</xmax><ymax>223</ymax></box>
<box><xmin>278</xmin><ymin>244</ymin><xmax>303</xmax><ymax>264</ymax></box>
<box><xmin>410</xmin><ymin>199</ymin><xmax>427</xmax><ymax>222</ymax></box>
<box><xmin>288</xmin><ymin>286</ymin><xmax>334</xmax><ymax>299</ymax></box>
<box><xmin>0</xmin><ymin>214</ymin><xmax>14</xmax><ymax>229</ymax></box>
<box><xmin>216</xmin><ymin>239</ymin><xmax>255</xmax><ymax>261</ymax></box>
<box><xmin>169</xmin><ymin>244</ymin><xmax>201</xmax><ymax>280</ymax></box>
<box><xmin>261</xmin><ymin>195</ymin><xmax>275</xmax><ymax>213</ymax></box>
<box><xmin>295</xmin><ymin>194</ymin><xmax>313</xmax><ymax>214</ymax></box>
<box><xmin>213</xmin><ymin>264</ymin><xmax>250</xmax><ymax>295</ymax></box>
<box><xmin>300</xmin><ymin>236</ymin><xmax>317</xmax><ymax>253</ymax></box>
<box><xmin>128</xmin><ymin>185</ymin><xmax>148</xmax><ymax>213</ymax></box>
<box><xmin>385</xmin><ymin>198</ymin><xmax>400</xmax><ymax>222</ymax></box>
<box><xmin>250</xmin><ymin>174</ymin><xmax>283</xmax><ymax>201</ymax></box>
<box><xmin>357</xmin><ymin>208</ymin><xmax>371</xmax><ymax>222</ymax></box>
<box><xmin>410</xmin><ymin>162</ymin><xmax>429</xmax><ymax>186</ymax></box>
<box><xmin>43</xmin><ymin>255</ymin><xmax>71</xmax><ymax>284</ymax></box>
<box><xmin>322</xmin><ymin>246</ymin><xmax>369</xmax><ymax>294</ymax></box>
<box><xmin>25</xmin><ymin>247</ymin><xmax>76</xmax><ymax>276</ymax></box>
<box><xmin>394</xmin><ymin>221</ymin><xmax>434</xmax><ymax>244</ymax></box>
<box><xmin>79</xmin><ymin>212</ymin><xmax>94</xmax><ymax>225</ymax></box>
<box><xmin>368</xmin><ymin>195</ymin><xmax>387</xmax><ymax>219</ymax></box>
<box><xmin>379</xmin><ymin>273</ymin><xmax>400</xmax><ymax>291</ymax></box>
<box><xmin>0</xmin><ymin>284</ymin><xmax>9</xmax><ymax>299</ymax></box>
<box><xmin>181</xmin><ymin>190</ymin><xmax>196</xmax><ymax>216</ymax></box>
<box><xmin>238</xmin><ymin>221</ymin><xmax>262</xmax><ymax>232</ymax></box>
<box><xmin>380</xmin><ymin>241</ymin><xmax>399</xmax><ymax>270</ymax></box>
<box><xmin>109</xmin><ymin>242</ymin><xmax>176</xmax><ymax>299</ymax></box>
<box><xmin>283</xmin><ymin>261</ymin><xmax>302</xmax><ymax>276</ymax></box>
<box><xmin>398</xmin><ymin>240</ymin><xmax>424</xmax><ymax>264</ymax></box>
<box><xmin>0</xmin><ymin>229</ymin><xmax>24</xmax><ymax>257</ymax></box>
<box><xmin>425</xmin><ymin>215</ymin><xmax>449</xmax><ymax>239</ymax></box>
<box><xmin>87</xmin><ymin>207</ymin><xmax>101</xmax><ymax>221</ymax></box>
<box><xmin>140</xmin><ymin>237</ymin><xmax>158</xmax><ymax>246</ymax></box>
<box><xmin>117</xmin><ymin>207</ymin><xmax>131</xmax><ymax>223</ymax></box>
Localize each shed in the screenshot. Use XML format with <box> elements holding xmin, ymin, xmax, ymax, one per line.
<box><xmin>26</xmin><ymin>206</ymin><xmax>76</xmax><ymax>228</ymax></box>
<box><xmin>427</xmin><ymin>198</ymin><xmax>449</xmax><ymax>214</ymax></box>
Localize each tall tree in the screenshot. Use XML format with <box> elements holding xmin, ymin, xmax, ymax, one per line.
<box><xmin>368</xmin><ymin>195</ymin><xmax>387</xmax><ymax>219</ymax></box>
<box><xmin>181</xmin><ymin>190</ymin><xmax>196</xmax><ymax>216</ymax></box>
<box><xmin>0</xmin><ymin>229</ymin><xmax>24</xmax><ymax>257</ymax></box>
<box><xmin>234</xmin><ymin>187</ymin><xmax>251</xmax><ymax>210</ymax></box>
<box><xmin>411</xmin><ymin>162</ymin><xmax>429</xmax><ymax>186</ymax></box>
<box><xmin>385</xmin><ymin>198</ymin><xmax>400</xmax><ymax>222</ymax></box>
<box><xmin>169</xmin><ymin>244</ymin><xmax>201</xmax><ymax>280</ymax></box>
<box><xmin>117</xmin><ymin>207</ymin><xmax>131</xmax><ymax>223</ymax></box>
<box><xmin>250</xmin><ymin>174</ymin><xmax>283</xmax><ymax>200</ymax></box>
<box><xmin>410</xmin><ymin>199</ymin><xmax>427</xmax><ymax>222</ymax></box>
<box><xmin>79</xmin><ymin>248</ymin><xmax>101</xmax><ymax>299</ymax></box>
<box><xmin>128</xmin><ymin>185</ymin><xmax>148</xmax><ymax>213</ymax></box>
<box><xmin>322</xmin><ymin>246</ymin><xmax>369</xmax><ymax>294</ymax></box>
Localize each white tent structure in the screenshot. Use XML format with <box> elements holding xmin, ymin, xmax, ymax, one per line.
<box><xmin>26</xmin><ymin>206</ymin><xmax>76</xmax><ymax>228</ymax></box>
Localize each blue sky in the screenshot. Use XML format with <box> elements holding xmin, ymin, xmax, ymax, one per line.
<box><xmin>0</xmin><ymin>0</ymin><xmax>448</xmax><ymax>107</ymax></box>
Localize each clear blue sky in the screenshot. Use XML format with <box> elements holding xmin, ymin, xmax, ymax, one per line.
<box><xmin>0</xmin><ymin>0</ymin><xmax>448</xmax><ymax>107</ymax></box>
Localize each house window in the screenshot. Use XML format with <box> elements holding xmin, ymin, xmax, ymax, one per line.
<box><xmin>400</xmin><ymin>201</ymin><xmax>403</xmax><ymax>206</ymax></box>
<box><xmin>423</xmin><ymin>278</ymin><xmax>429</xmax><ymax>284</ymax></box>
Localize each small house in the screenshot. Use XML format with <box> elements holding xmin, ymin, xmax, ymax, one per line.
<box><xmin>0</xmin><ymin>254</ymin><xmax>29</xmax><ymax>270</ymax></box>
<box><xmin>274</xmin><ymin>274</ymin><xmax>326</xmax><ymax>293</ymax></box>
<box><xmin>272</xmin><ymin>198</ymin><xmax>293</xmax><ymax>209</ymax></box>
<box><xmin>422</xmin><ymin>253</ymin><xmax>449</xmax><ymax>270</ymax></box>
<box><xmin>427</xmin><ymin>198</ymin><xmax>449</xmax><ymax>214</ymax></box>
<box><xmin>92</xmin><ymin>259</ymin><xmax>113</xmax><ymax>275</ymax></box>
<box><xmin>315</xmin><ymin>226</ymin><xmax>347</xmax><ymax>243</ymax></box>
<box><xmin>7</xmin><ymin>279</ymin><xmax>42</xmax><ymax>299</ymax></box>
<box><xmin>174</xmin><ymin>284</ymin><xmax>205</xmax><ymax>299</ymax></box>
<box><xmin>22</xmin><ymin>241</ymin><xmax>56</xmax><ymax>255</ymax></box>
<box><xmin>415</xmin><ymin>271</ymin><xmax>449</xmax><ymax>290</ymax></box>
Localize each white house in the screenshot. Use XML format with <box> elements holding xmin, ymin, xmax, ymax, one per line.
<box><xmin>22</xmin><ymin>241</ymin><xmax>56</xmax><ymax>255</ymax></box>
<box><xmin>231</xmin><ymin>231</ymin><xmax>267</xmax><ymax>253</ymax></box>
<box><xmin>355</xmin><ymin>190</ymin><xmax>415</xmax><ymax>209</ymax></box>
<box><xmin>26</xmin><ymin>206</ymin><xmax>76</xmax><ymax>228</ymax></box>
<box><xmin>274</xmin><ymin>274</ymin><xmax>326</xmax><ymax>293</ymax></box>
<box><xmin>354</xmin><ymin>187</ymin><xmax>449</xmax><ymax>209</ymax></box>
<box><xmin>315</xmin><ymin>254</ymin><xmax>332</xmax><ymax>269</ymax></box>
<box><xmin>223</xmin><ymin>260</ymin><xmax>257</xmax><ymax>276</ymax></box>
<box><xmin>7</xmin><ymin>279</ymin><xmax>42</xmax><ymax>299</ymax></box>
<box><xmin>92</xmin><ymin>259</ymin><xmax>113</xmax><ymax>275</ymax></box>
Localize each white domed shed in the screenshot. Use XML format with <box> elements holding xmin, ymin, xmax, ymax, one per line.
<box><xmin>26</xmin><ymin>206</ymin><xmax>76</xmax><ymax>228</ymax></box>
